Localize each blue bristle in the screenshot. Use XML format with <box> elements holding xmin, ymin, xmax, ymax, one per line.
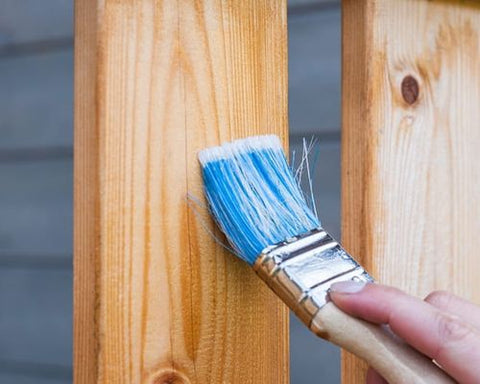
<box><xmin>198</xmin><ymin>135</ymin><xmax>321</xmax><ymax>265</ymax></box>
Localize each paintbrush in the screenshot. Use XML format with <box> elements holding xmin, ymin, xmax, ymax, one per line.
<box><xmin>198</xmin><ymin>135</ymin><xmax>454</xmax><ymax>384</ymax></box>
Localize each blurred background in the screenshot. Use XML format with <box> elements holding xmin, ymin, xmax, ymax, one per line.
<box><xmin>0</xmin><ymin>0</ymin><xmax>341</xmax><ymax>382</ymax></box>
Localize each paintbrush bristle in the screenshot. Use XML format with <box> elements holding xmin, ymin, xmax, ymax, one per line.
<box><xmin>198</xmin><ymin>135</ymin><xmax>320</xmax><ymax>265</ymax></box>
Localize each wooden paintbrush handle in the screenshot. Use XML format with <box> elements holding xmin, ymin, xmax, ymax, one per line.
<box><xmin>311</xmin><ymin>302</ymin><xmax>455</xmax><ymax>384</ymax></box>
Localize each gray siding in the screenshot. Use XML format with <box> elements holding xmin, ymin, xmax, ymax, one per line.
<box><xmin>0</xmin><ymin>160</ymin><xmax>72</xmax><ymax>256</ymax></box>
<box><xmin>289</xmin><ymin>7</ymin><xmax>341</xmax><ymax>136</ymax></box>
<box><xmin>0</xmin><ymin>51</ymin><xmax>73</xmax><ymax>150</ymax></box>
<box><xmin>0</xmin><ymin>1</ymin><xmax>72</xmax><ymax>46</ymax></box>
<box><xmin>288</xmin><ymin>2</ymin><xmax>341</xmax><ymax>380</ymax></box>
<box><xmin>0</xmin><ymin>2</ymin><xmax>73</xmax><ymax>382</ymax></box>
<box><xmin>0</xmin><ymin>269</ymin><xmax>72</xmax><ymax>366</ymax></box>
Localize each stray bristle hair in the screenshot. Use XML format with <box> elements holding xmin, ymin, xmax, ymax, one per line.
<box><xmin>199</xmin><ymin>135</ymin><xmax>320</xmax><ymax>265</ymax></box>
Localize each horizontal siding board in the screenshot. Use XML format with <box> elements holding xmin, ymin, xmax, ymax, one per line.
<box><xmin>288</xmin><ymin>7</ymin><xmax>341</xmax><ymax>136</ymax></box>
<box><xmin>0</xmin><ymin>268</ymin><xmax>72</xmax><ymax>366</ymax></box>
<box><xmin>0</xmin><ymin>50</ymin><xmax>73</xmax><ymax>150</ymax></box>
<box><xmin>288</xmin><ymin>0</ymin><xmax>339</xmax><ymax>8</ymax></box>
<box><xmin>0</xmin><ymin>159</ymin><xmax>72</xmax><ymax>256</ymax></box>
<box><xmin>0</xmin><ymin>373</ymin><xmax>70</xmax><ymax>384</ymax></box>
<box><xmin>0</xmin><ymin>0</ymin><xmax>72</xmax><ymax>47</ymax></box>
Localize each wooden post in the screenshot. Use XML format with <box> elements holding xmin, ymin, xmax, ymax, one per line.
<box><xmin>74</xmin><ymin>1</ymin><xmax>289</xmax><ymax>383</ymax></box>
<box><xmin>342</xmin><ymin>0</ymin><xmax>480</xmax><ymax>382</ymax></box>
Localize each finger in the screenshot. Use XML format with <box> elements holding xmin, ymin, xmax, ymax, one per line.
<box><xmin>330</xmin><ymin>282</ymin><xmax>480</xmax><ymax>383</ymax></box>
<box><xmin>366</xmin><ymin>367</ymin><xmax>388</xmax><ymax>384</ymax></box>
<box><xmin>425</xmin><ymin>290</ymin><xmax>480</xmax><ymax>331</ymax></box>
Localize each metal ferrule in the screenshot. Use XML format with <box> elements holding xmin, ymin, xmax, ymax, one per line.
<box><xmin>253</xmin><ymin>228</ymin><xmax>373</xmax><ymax>334</ymax></box>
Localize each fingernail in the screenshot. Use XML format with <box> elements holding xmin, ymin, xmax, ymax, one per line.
<box><xmin>329</xmin><ymin>280</ymin><xmax>367</xmax><ymax>294</ymax></box>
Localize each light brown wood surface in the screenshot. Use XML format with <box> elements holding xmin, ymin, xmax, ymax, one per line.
<box><xmin>74</xmin><ymin>1</ymin><xmax>289</xmax><ymax>383</ymax></box>
<box><xmin>342</xmin><ymin>0</ymin><xmax>480</xmax><ymax>382</ymax></box>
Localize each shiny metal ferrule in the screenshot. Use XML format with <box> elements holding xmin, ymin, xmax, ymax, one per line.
<box><xmin>253</xmin><ymin>228</ymin><xmax>373</xmax><ymax>333</ymax></box>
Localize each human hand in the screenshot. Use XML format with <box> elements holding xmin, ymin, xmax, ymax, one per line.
<box><xmin>329</xmin><ymin>282</ymin><xmax>480</xmax><ymax>384</ymax></box>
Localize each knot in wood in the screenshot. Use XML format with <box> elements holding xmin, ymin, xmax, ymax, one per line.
<box><xmin>401</xmin><ymin>75</ymin><xmax>419</xmax><ymax>105</ymax></box>
<box><xmin>151</xmin><ymin>370</ymin><xmax>190</xmax><ymax>384</ymax></box>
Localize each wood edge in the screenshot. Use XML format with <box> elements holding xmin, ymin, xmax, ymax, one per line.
<box><xmin>73</xmin><ymin>0</ymin><xmax>99</xmax><ymax>382</ymax></box>
<box><xmin>341</xmin><ymin>0</ymin><xmax>376</xmax><ymax>382</ymax></box>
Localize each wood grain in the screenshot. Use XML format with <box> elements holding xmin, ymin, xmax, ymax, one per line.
<box><xmin>74</xmin><ymin>1</ymin><xmax>289</xmax><ymax>383</ymax></box>
<box><xmin>342</xmin><ymin>0</ymin><xmax>480</xmax><ymax>382</ymax></box>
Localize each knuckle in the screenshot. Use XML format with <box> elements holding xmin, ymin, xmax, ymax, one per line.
<box><xmin>377</xmin><ymin>284</ymin><xmax>405</xmax><ymax>299</ymax></box>
<box><xmin>431</xmin><ymin>312</ymin><xmax>479</xmax><ymax>362</ymax></box>
<box><xmin>425</xmin><ymin>290</ymin><xmax>452</xmax><ymax>307</ymax></box>
<box><xmin>434</xmin><ymin>312</ymin><xmax>476</xmax><ymax>357</ymax></box>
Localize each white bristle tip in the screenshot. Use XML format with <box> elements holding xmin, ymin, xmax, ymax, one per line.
<box><xmin>230</xmin><ymin>135</ymin><xmax>282</xmax><ymax>152</ymax></box>
<box><xmin>198</xmin><ymin>135</ymin><xmax>282</xmax><ymax>165</ymax></box>
<box><xmin>198</xmin><ymin>146</ymin><xmax>226</xmax><ymax>165</ymax></box>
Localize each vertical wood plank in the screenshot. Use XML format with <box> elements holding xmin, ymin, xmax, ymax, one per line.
<box><xmin>342</xmin><ymin>0</ymin><xmax>480</xmax><ymax>382</ymax></box>
<box><xmin>74</xmin><ymin>1</ymin><xmax>289</xmax><ymax>383</ymax></box>
<box><xmin>74</xmin><ymin>1</ymin><xmax>98</xmax><ymax>382</ymax></box>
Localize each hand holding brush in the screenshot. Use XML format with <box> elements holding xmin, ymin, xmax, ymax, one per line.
<box><xmin>197</xmin><ymin>135</ymin><xmax>469</xmax><ymax>384</ymax></box>
<box><xmin>330</xmin><ymin>281</ymin><xmax>480</xmax><ymax>383</ymax></box>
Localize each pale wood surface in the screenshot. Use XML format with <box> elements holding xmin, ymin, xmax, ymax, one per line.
<box><xmin>342</xmin><ymin>0</ymin><xmax>480</xmax><ymax>382</ymax></box>
<box><xmin>74</xmin><ymin>1</ymin><xmax>288</xmax><ymax>383</ymax></box>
